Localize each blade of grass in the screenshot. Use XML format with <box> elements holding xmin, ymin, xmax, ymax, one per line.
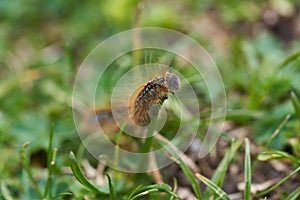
<box><xmin>127</xmin><ymin>185</ymin><xmax>143</xmax><ymax>199</ymax></box>
<box><xmin>53</xmin><ymin>192</ymin><xmax>73</xmax><ymax>199</ymax></box>
<box><xmin>170</xmin><ymin>153</ymin><xmax>202</xmax><ymax>199</ymax></box>
<box><xmin>106</xmin><ymin>174</ymin><xmax>116</xmax><ymax>200</ymax></box>
<box><xmin>130</xmin><ymin>188</ymin><xmax>159</xmax><ymax>200</ymax></box>
<box><xmin>257</xmin><ymin>150</ymin><xmax>299</xmax><ymax>166</ymax></box>
<box><xmin>141</xmin><ymin>110</ymin><xmax>158</xmax><ymax>153</ymax></box>
<box><xmin>244</xmin><ymin>138</ymin><xmax>252</xmax><ymax>200</ymax></box>
<box><xmin>278</xmin><ymin>50</ymin><xmax>300</xmax><ymax>70</ymax></box>
<box><xmin>252</xmin><ymin>114</ymin><xmax>291</xmax><ymax>171</ymax></box>
<box><xmin>172</xmin><ymin>153</ymin><xmax>201</xmax><ymax>199</ymax></box>
<box><xmin>291</xmin><ymin>91</ymin><xmax>300</xmax><ymax>120</ymax></box>
<box><xmin>184</xmin><ymin>109</ymin><xmax>263</xmax><ymax>123</ymax></box>
<box><xmin>195</xmin><ymin>173</ymin><xmax>230</xmax><ymax>200</ymax></box>
<box><xmin>203</xmin><ymin>138</ymin><xmax>243</xmax><ymax>199</ymax></box>
<box><xmin>43</xmin><ymin>148</ymin><xmax>57</xmax><ymax>199</ymax></box>
<box><xmin>126</xmin><ymin>184</ymin><xmax>180</xmax><ymax>200</ymax></box>
<box><xmin>47</xmin><ymin>123</ymin><xmax>55</xmax><ymax>166</ymax></box>
<box><xmin>153</xmin><ymin>136</ymin><xmax>202</xmax><ymax>199</ymax></box>
<box><xmin>137</xmin><ymin>109</ymin><xmax>159</xmax><ymax>171</ymax></box>
<box><xmin>211</xmin><ymin>138</ymin><xmax>243</xmax><ymax>184</ymax></box>
<box><xmin>20</xmin><ymin>142</ymin><xmax>42</xmax><ymax>198</ymax></box>
<box><xmin>1</xmin><ymin>181</ymin><xmax>14</xmax><ymax>200</ymax></box>
<box><xmin>43</xmin><ymin>124</ymin><xmax>56</xmax><ymax>199</ymax></box>
<box><xmin>114</xmin><ymin>122</ymin><xmax>127</xmax><ymax>167</ymax></box>
<box><xmin>285</xmin><ymin>186</ymin><xmax>300</xmax><ymax>200</ymax></box>
<box><xmin>169</xmin><ymin>178</ymin><xmax>178</xmax><ymax>200</ymax></box>
<box><xmin>154</xmin><ymin>134</ymin><xmax>199</xmax><ymax>172</ymax></box>
<box><xmin>223</xmin><ymin>110</ymin><xmax>263</xmax><ymax>121</ymax></box>
<box><xmin>76</xmin><ymin>131</ymin><xmax>99</xmax><ymax>165</ymax></box>
<box><xmin>266</xmin><ymin>114</ymin><xmax>291</xmax><ymax>148</ymax></box>
<box><xmin>69</xmin><ymin>152</ymin><xmax>108</xmax><ymax>195</ymax></box>
<box><xmin>255</xmin><ymin>166</ymin><xmax>300</xmax><ymax>198</ymax></box>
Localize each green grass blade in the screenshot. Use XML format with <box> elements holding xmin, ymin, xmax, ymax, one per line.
<box><xmin>153</xmin><ymin>136</ymin><xmax>202</xmax><ymax>199</ymax></box>
<box><xmin>203</xmin><ymin>138</ymin><xmax>243</xmax><ymax>199</ymax></box>
<box><xmin>244</xmin><ymin>138</ymin><xmax>252</xmax><ymax>200</ymax></box>
<box><xmin>177</xmin><ymin>157</ymin><xmax>202</xmax><ymax>199</ymax></box>
<box><xmin>169</xmin><ymin>178</ymin><xmax>178</xmax><ymax>200</ymax></box>
<box><xmin>223</xmin><ymin>110</ymin><xmax>263</xmax><ymax>121</ymax></box>
<box><xmin>285</xmin><ymin>186</ymin><xmax>300</xmax><ymax>200</ymax></box>
<box><xmin>258</xmin><ymin>150</ymin><xmax>299</xmax><ymax>166</ymax></box>
<box><xmin>69</xmin><ymin>152</ymin><xmax>108</xmax><ymax>195</ymax></box>
<box><xmin>53</xmin><ymin>192</ymin><xmax>73</xmax><ymax>199</ymax></box>
<box><xmin>252</xmin><ymin>114</ymin><xmax>291</xmax><ymax>171</ymax></box>
<box><xmin>20</xmin><ymin>142</ymin><xmax>42</xmax><ymax>198</ymax></box>
<box><xmin>187</xmin><ymin>109</ymin><xmax>263</xmax><ymax>122</ymax></box>
<box><xmin>130</xmin><ymin>188</ymin><xmax>159</xmax><ymax>200</ymax></box>
<box><xmin>291</xmin><ymin>91</ymin><xmax>300</xmax><ymax>120</ymax></box>
<box><xmin>47</xmin><ymin>123</ymin><xmax>55</xmax><ymax>166</ymax></box>
<box><xmin>126</xmin><ymin>184</ymin><xmax>180</xmax><ymax>200</ymax></box>
<box><xmin>43</xmin><ymin>124</ymin><xmax>56</xmax><ymax>199</ymax></box>
<box><xmin>127</xmin><ymin>185</ymin><xmax>143</xmax><ymax>199</ymax></box>
<box><xmin>255</xmin><ymin>166</ymin><xmax>300</xmax><ymax>198</ymax></box>
<box><xmin>114</xmin><ymin>122</ymin><xmax>126</xmax><ymax>167</ymax></box>
<box><xmin>278</xmin><ymin>50</ymin><xmax>300</xmax><ymax>70</ymax></box>
<box><xmin>266</xmin><ymin>114</ymin><xmax>291</xmax><ymax>148</ymax></box>
<box><xmin>1</xmin><ymin>181</ymin><xmax>14</xmax><ymax>200</ymax></box>
<box><xmin>196</xmin><ymin>173</ymin><xmax>230</xmax><ymax>200</ymax></box>
<box><xmin>43</xmin><ymin>148</ymin><xmax>57</xmax><ymax>199</ymax></box>
<box><xmin>106</xmin><ymin>174</ymin><xmax>117</xmax><ymax>200</ymax></box>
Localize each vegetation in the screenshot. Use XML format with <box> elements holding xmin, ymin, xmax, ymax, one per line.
<box><xmin>1</xmin><ymin>0</ymin><xmax>300</xmax><ymax>199</ymax></box>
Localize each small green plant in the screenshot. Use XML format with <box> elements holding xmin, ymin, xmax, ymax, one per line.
<box><xmin>19</xmin><ymin>125</ymin><xmax>72</xmax><ymax>200</ymax></box>
<box><xmin>69</xmin><ymin>151</ymin><xmax>181</xmax><ymax>199</ymax></box>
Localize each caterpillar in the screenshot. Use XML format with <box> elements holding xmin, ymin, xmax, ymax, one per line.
<box><xmin>129</xmin><ymin>71</ymin><xmax>180</xmax><ymax>126</ymax></box>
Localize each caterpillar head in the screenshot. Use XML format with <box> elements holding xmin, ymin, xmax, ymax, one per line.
<box><xmin>165</xmin><ymin>73</ymin><xmax>180</xmax><ymax>94</ymax></box>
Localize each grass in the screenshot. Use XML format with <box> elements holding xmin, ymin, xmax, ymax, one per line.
<box><xmin>1</xmin><ymin>0</ymin><xmax>300</xmax><ymax>199</ymax></box>
<box><xmin>18</xmin><ymin>123</ymin><xmax>299</xmax><ymax>199</ymax></box>
<box><xmin>244</xmin><ymin>138</ymin><xmax>251</xmax><ymax>200</ymax></box>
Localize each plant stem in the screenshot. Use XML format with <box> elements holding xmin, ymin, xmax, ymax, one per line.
<box><xmin>139</xmin><ymin>109</ymin><xmax>159</xmax><ymax>171</ymax></box>
<box><xmin>20</xmin><ymin>142</ymin><xmax>42</xmax><ymax>198</ymax></box>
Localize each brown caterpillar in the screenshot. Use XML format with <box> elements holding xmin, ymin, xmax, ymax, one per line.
<box><xmin>129</xmin><ymin>71</ymin><xmax>180</xmax><ymax>126</ymax></box>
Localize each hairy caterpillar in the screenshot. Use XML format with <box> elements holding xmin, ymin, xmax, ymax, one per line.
<box><xmin>129</xmin><ymin>71</ymin><xmax>180</xmax><ymax>126</ymax></box>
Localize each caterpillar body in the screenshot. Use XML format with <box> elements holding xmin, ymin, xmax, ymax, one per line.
<box><xmin>129</xmin><ymin>71</ymin><xmax>180</xmax><ymax>126</ymax></box>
